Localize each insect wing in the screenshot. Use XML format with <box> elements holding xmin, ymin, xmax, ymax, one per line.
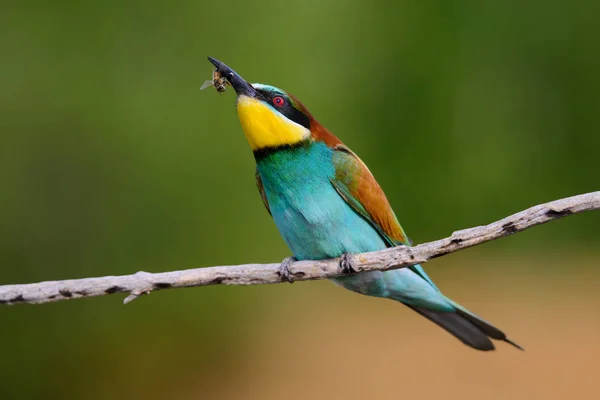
<box><xmin>200</xmin><ymin>80</ymin><xmax>214</xmax><ymax>90</ymax></box>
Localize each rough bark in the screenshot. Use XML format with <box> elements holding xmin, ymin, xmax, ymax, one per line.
<box><xmin>1</xmin><ymin>191</ymin><xmax>597</xmax><ymax>306</ymax></box>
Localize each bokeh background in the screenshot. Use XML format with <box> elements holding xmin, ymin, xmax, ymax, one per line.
<box><xmin>1</xmin><ymin>1</ymin><xmax>599</xmax><ymax>399</ymax></box>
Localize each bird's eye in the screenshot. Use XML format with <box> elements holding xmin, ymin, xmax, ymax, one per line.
<box><xmin>273</xmin><ymin>96</ymin><xmax>285</xmax><ymax>107</ymax></box>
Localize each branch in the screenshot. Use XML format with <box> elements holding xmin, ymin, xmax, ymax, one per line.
<box><xmin>1</xmin><ymin>192</ymin><xmax>598</xmax><ymax>306</ymax></box>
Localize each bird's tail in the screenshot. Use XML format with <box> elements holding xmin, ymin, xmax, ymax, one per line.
<box><xmin>407</xmin><ymin>301</ymin><xmax>524</xmax><ymax>351</ymax></box>
<box><xmin>334</xmin><ymin>269</ymin><xmax>522</xmax><ymax>351</ymax></box>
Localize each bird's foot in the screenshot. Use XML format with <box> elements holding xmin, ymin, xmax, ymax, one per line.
<box><xmin>279</xmin><ymin>256</ymin><xmax>297</xmax><ymax>283</ymax></box>
<box><xmin>339</xmin><ymin>253</ymin><xmax>358</xmax><ymax>275</ymax></box>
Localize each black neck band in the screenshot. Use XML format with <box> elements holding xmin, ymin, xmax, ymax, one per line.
<box><xmin>253</xmin><ymin>140</ymin><xmax>312</xmax><ymax>161</ymax></box>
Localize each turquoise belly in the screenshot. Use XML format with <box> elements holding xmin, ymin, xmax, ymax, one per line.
<box><xmin>256</xmin><ymin>142</ymin><xmax>387</xmax><ymax>261</ymax></box>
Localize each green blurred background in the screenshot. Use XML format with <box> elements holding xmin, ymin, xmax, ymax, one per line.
<box><xmin>1</xmin><ymin>1</ymin><xmax>599</xmax><ymax>399</ymax></box>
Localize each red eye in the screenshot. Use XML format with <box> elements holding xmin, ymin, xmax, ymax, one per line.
<box><xmin>273</xmin><ymin>96</ymin><xmax>285</xmax><ymax>106</ymax></box>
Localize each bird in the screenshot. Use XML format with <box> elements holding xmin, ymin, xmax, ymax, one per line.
<box><xmin>206</xmin><ymin>56</ymin><xmax>522</xmax><ymax>351</ymax></box>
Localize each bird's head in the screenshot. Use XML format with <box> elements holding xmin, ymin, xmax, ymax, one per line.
<box><xmin>208</xmin><ymin>57</ymin><xmax>341</xmax><ymax>154</ymax></box>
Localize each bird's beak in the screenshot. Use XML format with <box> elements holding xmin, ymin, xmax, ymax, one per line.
<box><xmin>207</xmin><ymin>57</ymin><xmax>259</xmax><ymax>98</ymax></box>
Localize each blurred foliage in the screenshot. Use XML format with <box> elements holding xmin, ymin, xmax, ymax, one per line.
<box><xmin>0</xmin><ymin>0</ymin><xmax>598</xmax><ymax>399</ymax></box>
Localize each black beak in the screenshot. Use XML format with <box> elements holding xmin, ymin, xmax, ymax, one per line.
<box><xmin>207</xmin><ymin>57</ymin><xmax>259</xmax><ymax>98</ymax></box>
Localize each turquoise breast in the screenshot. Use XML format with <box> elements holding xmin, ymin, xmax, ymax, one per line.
<box><xmin>256</xmin><ymin>141</ymin><xmax>387</xmax><ymax>261</ymax></box>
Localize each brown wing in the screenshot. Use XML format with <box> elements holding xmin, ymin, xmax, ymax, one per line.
<box><xmin>330</xmin><ymin>144</ymin><xmax>409</xmax><ymax>246</ymax></box>
<box><xmin>255</xmin><ymin>169</ymin><xmax>271</xmax><ymax>216</ymax></box>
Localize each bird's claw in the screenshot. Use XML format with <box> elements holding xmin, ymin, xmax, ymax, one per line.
<box><xmin>339</xmin><ymin>253</ymin><xmax>357</xmax><ymax>275</ymax></box>
<box><xmin>279</xmin><ymin>256</ymin><xmax>297</xmax><ymax>283</ymax></box>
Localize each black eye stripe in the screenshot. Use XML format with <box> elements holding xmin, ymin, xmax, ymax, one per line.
<box><xmin>255</xmin><ymin>89</ymin><xmax>310</xmax><ymax>129</ymax></box>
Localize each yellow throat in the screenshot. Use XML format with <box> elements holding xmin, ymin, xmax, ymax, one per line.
<box><xmin>236</xmin><ymin>95</ymin><xmax>311</xmax><ymax>151</ymax></box>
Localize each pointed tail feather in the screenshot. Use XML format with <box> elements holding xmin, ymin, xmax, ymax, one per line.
<box><xmin>454</xmin><ymin>308</ymin><xmax>524</xmax><ymax>350</ymax></box>
<box><xmin>407</xmin><ymin>304</ymin><xmax>524</xmax><ymax>351</ymax></box>
<box><xmin>408</xmin><ymin>305</ymin><xmax>496</xmax><ymax>351</ymax></box>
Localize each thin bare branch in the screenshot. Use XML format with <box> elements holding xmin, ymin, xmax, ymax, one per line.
<box><xmin>1</xmin><ymin>191</ymin><xmax>598</xmax><ymax>306</ymax></box>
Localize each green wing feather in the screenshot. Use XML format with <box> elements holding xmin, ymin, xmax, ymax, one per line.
<box><xmin>330</xmin><ymin>145</ymin><xmax>408</xmax><ymax>245</ymax></box>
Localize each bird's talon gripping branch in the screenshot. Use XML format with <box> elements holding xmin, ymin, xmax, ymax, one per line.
<box><xmin>339</xmin><ymin>253</ymin><xmax>357</xmax><ymax>275</ymax></box>
<box><xmin>279</xmin><ymin>256</ymin><xmax>297</xmax><ymax>283</ymax></box>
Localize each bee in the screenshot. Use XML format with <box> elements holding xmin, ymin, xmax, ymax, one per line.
<box><xmin>200</xmin><ymin>68</ymin><xmax>230</xmax><ymax>93</ymax></box>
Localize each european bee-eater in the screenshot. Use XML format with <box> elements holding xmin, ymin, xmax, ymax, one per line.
<box><xmin>207</xmin><ymin>57</ymin><xmax>521</xmax><ymax>351</ymax></box>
